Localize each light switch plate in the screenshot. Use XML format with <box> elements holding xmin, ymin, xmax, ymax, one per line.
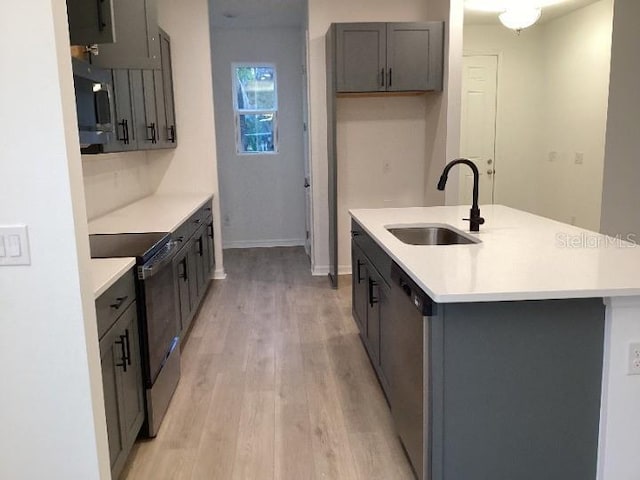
<box><xmin>0</xmin><ymin>225</ymin><xmax>30</xmax><ymax>266</ymax></box>
<box><xmin>629</xmin><ymin>342</ymin><xmax>640</xmax><ymax>375</ymax></box>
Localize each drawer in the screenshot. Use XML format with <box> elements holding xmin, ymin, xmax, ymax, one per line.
<box><xmin>351</xmin><ymin>219</ymin><xmax>392</xmax><ymax>286</ymax></box>
<box><xmin>172</xmin><ymin>199</ymin><xmax>213</xmax><ymax>243</ymax></box>
<box><xmin>200</xmin><ymin>200</ymin><xmax>213</xmax><ymax>222</ymax></box>
<box><xmin>96</xmin><ymin>268</ymin><xmax>136</xmax><ymax>339</ymax></box>
<box><xmin>172</xmin><ymin>211</ymin><xmax>199</xmax><ymax>242</ymax></box>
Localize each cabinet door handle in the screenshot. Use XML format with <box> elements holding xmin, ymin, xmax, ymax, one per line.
<box><xmin>96</xmin><ymin>0</ymin><xmax>107</xmax><ymax>31</ymax></box>
<box><xmin>168</xmin><ymin>125</ymin><xmax>176</xmax><ymax>143</ymax></box>
<box><xmin>124</xmin><ymin>329</ymin><xmax>132</xmax><ymax>366</ymax></box>
<box><xmin>117</xmin><ymin>119</ymin><xmax>129</xmax><ymax>144</ymax></box>
<box><xmin>178</xmin><ymin>258</ymin><xmax>188</xmax><ymax>280</ymax></box>
<box><xmin>368</xmin><ymin>278</ymin><xmax>379</xmax><ymax>307</ymax></box>
<box><xmin>123</xmin><ymin>119</ymin><xmax>130</xmax><ymax>144</ymax></box>
<box><xmin>198</xmin><ymin>238</ymin><xmax>203</xmax><ymax>256</ymax></box>
<box><xmin>115</xmin><ymin>335</ymin><xmax>127</xmax><ymax>372</ymax></box>
<box><xmin>208</xmin><ymin>223</ymin><xmax>214</xmax><ymax>239</ymax></box>
<box><xmin>110</xmin><ymin>296</ymin><xmax>128</xmax><ymax>310</ymax></box>
<box><xmin>356</xmin><ymin>260</ymin><xmax>364</xmax><ymax>283</ymax></box>
<box><xmin>351</xmin><ymin>230</ymin><xmax>360</xmax><ymax>238</ymax></box>
<box><xmin>380</xmin><ymin>68</ymin><xmax>385</xmax><ymax>87</ymax></box>
<box><xmin>147</xmin><ymin>123</ymin><xmax>157</xmax><ymax>143</ymax></box>
<box><xmin>388</xmin><ymin>68</ymin><xmax>393</xmax><ymax>88</ymax></box>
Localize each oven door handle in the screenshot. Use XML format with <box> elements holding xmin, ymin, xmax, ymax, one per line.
<box><xmin>138</xmin><ymin>241</ymin><xmax>180</xmax><ymax>280</ymax></box>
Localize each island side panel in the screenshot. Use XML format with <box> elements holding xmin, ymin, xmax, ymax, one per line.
<box><xmin>598</xmin><ymin>296</ymin><xmax>640</xmax><ymax>480</ymax></box>
<box><xmin>436</xmin><ymin>299</ymin><xmax>605</xmax><ymax>480</ymax></box>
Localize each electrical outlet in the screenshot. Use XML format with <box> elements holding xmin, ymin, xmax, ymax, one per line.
<box><xmin>575</xmin><ymin>152</ymin><xmax>584</xmax><ymax>165</ymax></box>
<box><xmin>628</xmin><ymin>342</ymin><xmax>640</xmax><ymax>375</ymax></box>
<box><xmin>548</xmin><ymin>151</ymin><xmax>558</xmax><ymax>162</ymax></box>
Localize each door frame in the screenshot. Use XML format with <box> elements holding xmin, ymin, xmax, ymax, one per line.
<box><xmin>460</xmin><ymin>51</ymin><xmax>502</xmax><ymax>205</ymax></box>
<box><xmin>302</xmin><ymin>30</ymin><xmax>314</xmax><ymax>261</ymax></box>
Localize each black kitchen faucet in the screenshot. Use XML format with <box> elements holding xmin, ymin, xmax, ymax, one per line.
<box><xmin>437</xmin><ymin>158</ymin><xmax>485</xmax><ymax>232</ymax></box>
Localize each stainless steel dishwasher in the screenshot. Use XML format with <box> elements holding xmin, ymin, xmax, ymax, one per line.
<box><xmin>389</xmin><ymin>262</ymin><xmax>435</xmax><ymax>480</ymax></box>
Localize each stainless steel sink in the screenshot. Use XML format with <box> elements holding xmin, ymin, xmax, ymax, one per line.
<box><xmin>386</xmin><ymin>225</ymin><xmax>479</xmax><ymax>246</ymax></box>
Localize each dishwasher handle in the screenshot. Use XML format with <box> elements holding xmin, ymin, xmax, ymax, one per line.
<box><xmin>391</xmin><ymin>262</ymin><xmax>436</xmax><ymax>317</ymax></box>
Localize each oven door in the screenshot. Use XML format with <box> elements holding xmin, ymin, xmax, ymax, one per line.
<box><xmin>139</xmin><ymin>245</ymin><xmax>180</xmax><ymax>386</ymax></box>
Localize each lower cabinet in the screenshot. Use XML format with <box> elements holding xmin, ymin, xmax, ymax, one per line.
<box><xmin>204</xmin><ymin>215</ymin><xmax>215</xmax><ymax>277</ymax></box>
<box><xmin>351</xmin><ymin>237</ymin><xmax>391</xmax><ymax>395</ymax></box>
<box><xmin>97</xmin><ymin>270</ymin><xmax>144</xmax><ymax>480</ymax></box>
<box><xmin>172</xmin><ymin>201</ymin><xmax>215</xmax><ymax>338</ymax></box>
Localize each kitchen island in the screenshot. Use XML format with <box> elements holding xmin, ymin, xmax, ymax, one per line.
<box><xmin>350</xmin><ymin>205</ymin><xmax>640</xmax><ymax>480</ymax></box>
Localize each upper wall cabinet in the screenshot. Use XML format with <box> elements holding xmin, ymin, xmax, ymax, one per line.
<box><xmin>67</xmin><ymin>0</ymin><xmax>116</xmax><ymax>45</ymax></box>
<box><xmin>99</xmin><ymin>32</ymin><xmax>176</xmax><ymax>153</ymax></box>
<box><xmin>159</xmin><ymin>29</ymin><xmax>177</xmax><ymax>147</ymax></box>
<box><xmin>331</xmin><ymin>22</ymin><xmax>444</xmax><ymax>93</ymax></box>
<box><xmin>90</xmin><ymin>0</ymin><xmax>161</xmax><ymax>70</ymax></box>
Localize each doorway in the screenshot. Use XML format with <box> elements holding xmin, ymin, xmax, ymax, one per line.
<box><xmin>459</xmin><ymin>54</ymin><xmax>498</xmax><ymax>206</ymax></box>
<box><xmin>209</xmin><ymin>2</ymin><xmax>312</xmax><ymax>258</ymax></box>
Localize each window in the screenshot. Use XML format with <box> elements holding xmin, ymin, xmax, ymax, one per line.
<box><xmin>232</xmin><ymin>64</ymin><xmax>278</xmax><ymax>154</ymax></box>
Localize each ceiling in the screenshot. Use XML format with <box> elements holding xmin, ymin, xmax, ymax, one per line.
<box><xmin>210</xmin><ymin>0</ymin><xmax>306</xmax><ymax>28</ymax></box>
<box><xmin>464</xmin><ymin>0</ymin><xmax>600</xmax><ymax>25</ymax></box>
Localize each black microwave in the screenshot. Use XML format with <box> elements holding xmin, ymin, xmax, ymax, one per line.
<box><xmin>72</xmin><ymin>58</ymin><xmax>113</xmax><ymax>148</ymax></box>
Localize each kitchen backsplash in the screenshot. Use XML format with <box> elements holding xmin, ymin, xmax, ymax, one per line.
<box><xmin>82</xmin><ymin>151</ymin><xmax>164</xmax><ymax>220</ymax></box>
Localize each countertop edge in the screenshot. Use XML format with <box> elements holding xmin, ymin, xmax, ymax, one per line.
<box><xmin>350</xmin><ymin>209</ymin><xmax>640</xmax><ymax>304</ymax></box>
<box><xmin>92</xmin><ymin>258</ymin><xmax>136</xmax><ymax>299</ymax></box>
<box><xmin>88</xmin><ymin>193</ymin><xmax>214</xmax><ymax>235</ymax></box>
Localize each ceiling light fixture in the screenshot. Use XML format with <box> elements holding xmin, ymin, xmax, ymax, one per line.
<box><xmin>498</xmin><ymin>5</ymin><xmax>542</xmax><ymax>32</ymax></box>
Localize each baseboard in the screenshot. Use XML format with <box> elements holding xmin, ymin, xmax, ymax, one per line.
<box><xmin>338</xmin><ymin>265</ymin><xmax>352</xmax><ymax>276</ymax></box>
<box><xmin>222</xmin><ymin>238</ymin><xmax>306</xmax><ymax>249</ymax></box>
<box><xmin>312</xmin><ymin>265</ymin><xmax>352</xmax><ymax>276</ymax></box>
<box><xmin>212</xmin><ymin>268</ymin><xmax>227</xmax><ymax>280</ymax></box>
<box><xmin>312</xmin><ymin>265</ymin><xmax>330</xmax><ymax>276</ymax></box>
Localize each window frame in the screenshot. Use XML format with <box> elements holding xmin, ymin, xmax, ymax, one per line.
<box><xmin>232</xmin><ymin>62</ymin><xmax>279</xmax><ymax>155</ymax></box>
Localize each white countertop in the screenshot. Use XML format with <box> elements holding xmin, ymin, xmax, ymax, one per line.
<box><xmin>90</xmin><ymin>258</ymin><xmax>136</xmax><ymax>299</ymax></box>
<box><xmin>350</xmin><ymin>205</ymin><xmax>640</xmax><ymax>303</ymax></box>
<box><xmin>88</xmin><ymin>193</ymin><xmax>213</xmax><ymax>234</ymax></box>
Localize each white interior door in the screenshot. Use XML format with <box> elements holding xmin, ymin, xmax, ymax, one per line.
<box><xmin>460</xmin><ymin>55</ymin><xmax>498</xmax><ymax>205</ymax></box>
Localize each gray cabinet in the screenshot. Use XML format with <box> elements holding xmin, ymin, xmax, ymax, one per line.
<box><xmin>173</xmin><ymin>243</ymin><xmax>192</xmax><ymax>335</ymax></box>
<box><xmin>90</xmin><ymin>0</ymin><xmax>160</xmax><ymax>70</ymax></box>
<box><xmin>172</xmin><ymin>201</ymin><xmax>214</xmax><ymax>338</ymax></box>
<box><xmin>351</xmin><ymin>243</ymin><xmax>368</xmax><ymax>333</ymax></box>
<box><xmin>351</xmin><ymin>224</ymin><xmax>391</xmax><ymax>396</ymax></box>
<box><xmin>159</xmin><ymin>29</ymin><xmax>177</xmax><ymax>147</ymax></box>
<box><xmin>142</xmin><ymin>69</ymin><xmax>161</xmax><ymax>148</ymax></box>
<box><xmin>335</xmin><ymin>23</ymin><xmax>386</xmax><ymax>93</ymax></box>
<box><xmin>204</xmin><ymin>214</ymin><xmax>215</xmax><ymax>276</ymax></box>
<box><xmin>99</xmin><ymin>34</ymin><xmax>176</xmax><ymax>153</ymax></box>
<box><xmin>96</xmin><ymin>269</ymin><xmax>144</xmax><ymax>480</ymax></box>
<box><xmin>104</xmin><ymin>69</ymin><xmax>136</xmax><ymax>152</ymax></box>
<box><xmin>332</xmin><ymin>22</ymin><xmax>444</xmax><ymax>93</ymax></box>
<box><xmin>67</xmin><ymin>0</ymin><xmax>116</xmax><ymax>46</ymax></box>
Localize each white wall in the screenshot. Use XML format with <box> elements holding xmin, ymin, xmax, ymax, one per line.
<box><xmin>211</xmin><ymin>27</ymin><xmax>307</xmax><ymax>249</ymax></box>
<box><xmin>336</xmin><ymin>97</ymin><xmax>428</xmax><ymax>271</ymax></box>
<box><xmin>82</xmin><ymin>151</ymin><xmax>167</xmax><ymax>220</ymax></box>
<box><xmin>538</xmin><ymin>0</ymin><xmax>613</xmax><ymax>231</ymax></box>
<box><xmin>0</xmin><ymin>2</ymin><xmax>109</xmax><ymax>478</ymax></box>
<box><xmin>148</xmin><ymin>0</ymin><xmax>225</xmax><ymax>278</ymax></box>
<box><xmin>600</xmin><ymin>0</ymin><xmax>640</xmax><ymax>239</ymax></box>
<box><xmin>463</xmin><ymin>0</ymin><xmax>613</xmax><ymax>231</ymax></box>
<box><xmin>308</xmin><ymin>0</ymin><xmax>456</xmax><ymax>274</ymax></box>
<box><xmin>463</xmin><ymin>25</ymin><xmax>544</xmax><ymax>214</ymax></box>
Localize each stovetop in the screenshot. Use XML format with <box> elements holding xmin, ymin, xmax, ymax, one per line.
<box><xmin>89</xmin><ymin>232</ymin><xmax>171</xmax><ymax>264</ymax></box>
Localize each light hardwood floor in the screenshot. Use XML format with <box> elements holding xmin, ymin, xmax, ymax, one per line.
<box><xmin>122</xmin><ymin>247</ymin><xmax>413</xmax><ymax>480</ymax></box>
